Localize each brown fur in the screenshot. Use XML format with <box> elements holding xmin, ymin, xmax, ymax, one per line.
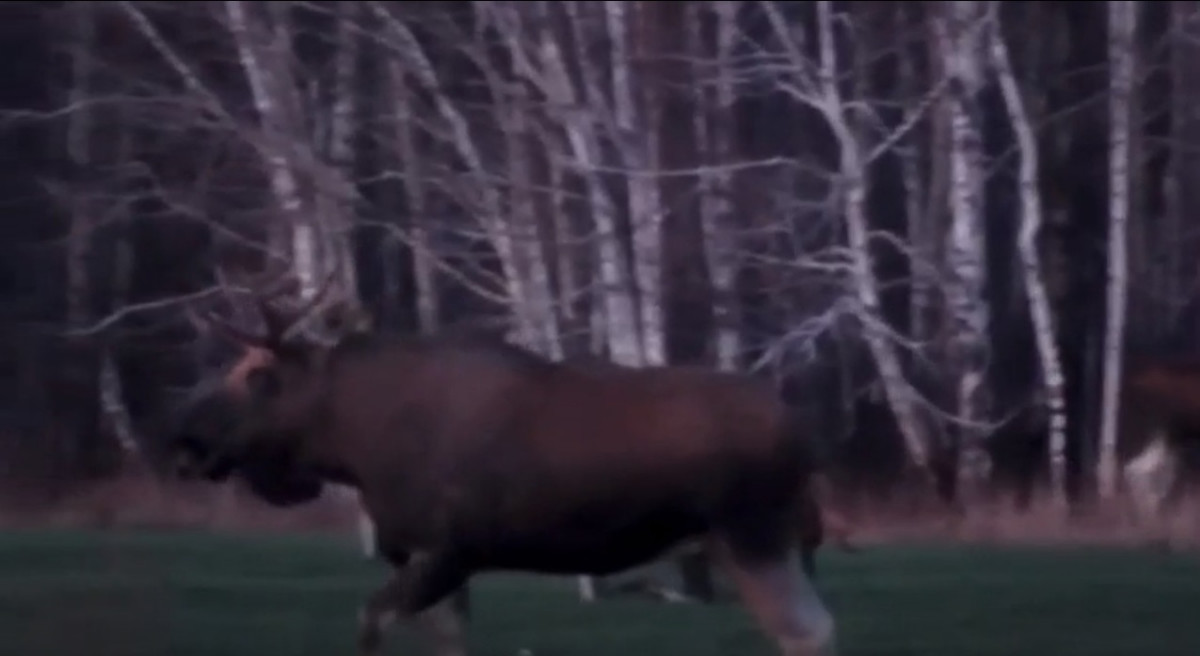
<box><xmin>169</xmin><ymin>330</ymin><xmax>839</xmax><ymax>656</ymax></box>
<box><xmin>1118</xmin><ymin>359</ymin><xmax>1200</xmax><ymax>516</ymax></box>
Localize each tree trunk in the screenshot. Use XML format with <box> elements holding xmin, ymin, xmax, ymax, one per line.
<box><xmin>696</xmin><ymin>1</ymin><xmax>744</xmax><ymax>372</ymax></box>
<box><xmin>556</xmin><ymin>1</ymin><xmax>645</xmax><ymax>367</ymax></box>
<box><xmin>388</xmin><ymin>62</ymin><xmax>440</xmax><ymax>334</ymax></box>
<box><xmin>607</xmin><ymin>1</ymin><xmax>665</xmax><ymax>366</ymax></box>
<box><xmin>62</xmin><ymin>0</ymin><xmax>101</xmax><ymax>484</ymax></box>
<box><xmin>1097</xmin><ymin>0</ymin><xmax>1136</xmax><ymax>499</ymax></box>
<box><xmin>933</xmin><ymin>0</ymin><xmax>991</xmax><ymax>502</ymax></box>
<box><xmin>989</xmin><ymin>9</ymin><xmax>1069</xmax><ymax>511</ymax></box>
<box><xmin>502</xmin><ymin>70</ymin><xmax>564</xmax><ymax>358</ymax></box>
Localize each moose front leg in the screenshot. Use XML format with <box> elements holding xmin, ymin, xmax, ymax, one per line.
<box><xmin>358</xmin><ymin>553</ymin><xmax>470</xmax><ymax>656</ymax></box>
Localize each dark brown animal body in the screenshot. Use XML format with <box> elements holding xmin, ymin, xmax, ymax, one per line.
<box><xmin>1118</xmin><ymin>358</ymin><xmax>1200</xmax><ymax>519</ymax></box>
<box><xmin>169</xmin><ymin>309</ymin><xmax>838</xmax><ymax>656</ymax></box>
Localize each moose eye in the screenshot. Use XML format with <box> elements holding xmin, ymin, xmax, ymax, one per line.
<box><xmin>244</xmin><ymin>367</ymin><xmax>282</xmax><ymax>399</ymax></box>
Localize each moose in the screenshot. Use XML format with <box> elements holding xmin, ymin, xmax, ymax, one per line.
<box><xmin>165</xmin><ymin>280</ymin><xmax>841</xmax><ymax>656</ymax></box>
<box><xmin>1118</xmin><ymin>357</ymin><xmax>1200</xmax><ymax>523</ymax></box>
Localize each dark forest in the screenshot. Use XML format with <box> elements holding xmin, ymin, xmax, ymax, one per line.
<box><xmin>0</xmin><ymin>1</ymin><xmax>1197</xmax><ymax>527</ymax></box>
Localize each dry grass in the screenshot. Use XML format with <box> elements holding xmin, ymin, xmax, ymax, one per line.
<box><xmin>5</xmin><ymin>470</ymin><xmax>1200</xmax><ymax>551</ymax></box>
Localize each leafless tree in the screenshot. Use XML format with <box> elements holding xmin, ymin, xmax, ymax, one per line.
<box><xmin>988</xmin><ymin>5</ymin><xmax>1068</xmax><ymax>509</ymax></box>
<box><xmin>1097</xmin><ymin>0</ymin><xmax>1136</xmax><ymax>499</ymax></box>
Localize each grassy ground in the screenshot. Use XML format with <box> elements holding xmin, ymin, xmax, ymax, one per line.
<box><xmin>0</xmin><ymin>530</ymin><xmax>1198</xmax><ymax>656</ymax></box>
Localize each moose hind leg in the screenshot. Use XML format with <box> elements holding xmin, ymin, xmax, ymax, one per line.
<box><xmin>358</xmin><ymin>553</ymin><xmax>469</xmax><ymax>656</ymax></box>
<box><xmin>713</xmin><ymin>537</ymin><xmax>836</xmax><ymax>656</ymax></box>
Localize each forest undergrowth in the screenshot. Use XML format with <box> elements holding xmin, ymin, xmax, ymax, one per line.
<box><xmin>3</xmin><ymin>469</ymin><xmax>1196</xmax><ymax>551</ymax></box>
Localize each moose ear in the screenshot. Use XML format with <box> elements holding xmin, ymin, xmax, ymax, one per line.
<box><xmin>244</xmin><ymin>366</ymin><xmax>282</xmax><ymax>400</ymax></box>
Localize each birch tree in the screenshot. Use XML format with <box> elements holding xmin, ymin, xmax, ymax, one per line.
<box><xmin>372</xmin><ymin>2</ymin><xmax>562</xmax><ymax>356</ymax></box>
<box><xmin>1097</xmin><ymin>0</ymin><xmax>1137</xmax><ymax>499</ymax></box>
<box><xmin>758</xmin><ymin>0</ymin><xmax>936</xmax><ymax>478</ymax></box>
<box><xmin>223</xmin><ymin>2</ymin><xmax>323</xmax><ymax>292</ymax></box>
<box><xmin>386</xmin><ymin>64</ymin><xmax>441</xmax><ymax>333</ymax></box>
<box><xmin>988</xmin><ymin>8</ymin><xmax>1069</xmax><ymax>509</ymax></box>
<box><xmin>899</xmin><ymin>5</ymin><xmax>946</xmax><ymax>348</ymax></box>
<box><xmin>605</xmin><ymin>0</ymin><xmax>666</xmax><ymax>366</ymax></box>
<box><xmin>223</xmin><ymin>0</ymin><xmax>376</xmax><ymax>554</ymax></box>
<box><xmin>932</xmin><ymin>0</ymin><xmax>992</xmax><ymax>495</ymax></box>
<box><xmin>694</xmin><ymin>1</ymin><xmax>744</xmax><ymax>371</ymax></box>
<box><xmin>552</xmin><ymin>1</ymin><xmax>648</xmax><ymax>366</ymax></box>
<box><xmin>1162</xmin><ymin>3</ymin><xmax>1200</xmax><ymax>338</ymax></box>
<box><xmin>62</xmin><ymin>1</ymin><xmax>140</xmax><ymax>476</ymax></box>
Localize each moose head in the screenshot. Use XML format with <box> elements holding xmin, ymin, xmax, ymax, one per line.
<box><xmin>165</xmin><ymin>269</ymin><xmax>359</xmax><ymax>506</ymax></box>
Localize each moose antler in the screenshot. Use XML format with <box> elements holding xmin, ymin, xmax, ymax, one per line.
<box><xmin>189</xmin><ymin>265</ymin><xmax>340</xmax><ymax>349</ymax></box>
<box><xmin>259</xmin><ymin>268</ymin><xmax>339</xmax><ymax>344</ymax></box>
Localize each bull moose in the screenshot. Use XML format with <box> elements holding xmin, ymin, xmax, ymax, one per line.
<box><xmin>166</xmin><ymin>283</ymin><xmax>840</xmax><ymax>656</ymax></box>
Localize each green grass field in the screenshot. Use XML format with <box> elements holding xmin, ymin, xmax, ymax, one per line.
<box><xmin>0</xmin><ymin>530</ymin><xmax>1198</xmax><ymax>656</ymax></box>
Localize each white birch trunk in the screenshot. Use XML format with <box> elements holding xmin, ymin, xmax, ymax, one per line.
<box><xmin>227</xmin><ymin>0</ymin><xmax>373</xmax><ymax>547</ymax></box>
<box><xmin>897</xmin><ymin>22</ymin><xmax>936</xmax><ymax>345</ymax></box>
<box><xmin>504</xmin><ymin>75</ymin><xmax>565</xmax><ymax>359</ymax></box>
<box><xmin>485</xmin><ymin>1</ymin><xmax>641</xmax><ymax>364</ymax></box>
<box><xmin>389</xmin><ymin>65</ymin><xmax>440</xmax><ymax>335</ymax></box>
<box><xmin>1097</xmin><ymin>0</ymin><xmax>1136</xmax><ymax>499</ymax></box>
<box><xmin>757</xmin><ymin>0</ymin><xmax>933</xmax><ymax>474</ymax></box>
<box><xmin>371</xmin><ymin>4</ymin><xmax>535</xmax><ymax>349</ymax></box>
<box><xmin>545</xmin><ymin>131</ymin><xmax>583</xmax><ymax>336</ymax></box>
<box><xmin>809</xmin><ymin>1</ymin><xmax>934</xmax><ymax>473</ymax></box>
<box><xmin>225</xmin><ymin>2</ymin><xmax>313</xmax><ymax>522</ymax></box>
<box><xmin>696</xmin><ymin>1</ymin><xmax>743</xmax><ymax>371</ymax></box>
<box><xmin>988</xmin><ymin>15</ymin><xmax>1069</xmax><ymax>509</ymax></box>
<box><xmin>224</xmin><ymin>1</ymin><xmax>310</xmax><ymax>280</ymax></box>
<box><xmin>934</xmin><ymin>1</ymin><xmax>991</xmax><ymax>491</ymax></box>
<box><xmin>560</xmin><ymin>3</ymin><xmax>644</xmax><ymax>367</ymax></box>
<box><xmin>322</xmin><ymin>1</ymin><xmax>362</xmax><ymax>302</ymax></box>
<box><xmin>100</xmin><ymin>120</ymin><xmax>141</xmax><ymax>462</ymax></box>
<box><xmin>66</xmin><ymin>2</ymin><xmax>137</xmax><ymax>474</ymax></box>
<box><xmin>606</xmin><ymin>1</ymin><xmax>665</xmax><ymax>366</ymax></box>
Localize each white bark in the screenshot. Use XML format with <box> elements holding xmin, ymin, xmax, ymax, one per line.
<box><xmin>224</xmin><ymin>1</ymin><xmax>310</xmax><ymax>262</ymax></box>
<box><xmin>545</xmin><ymin>131</ymin><xmax>583</xmax><ymax>335</ymax></box>
<box><xmin>1098</xmin><ymin>0</ymin><xmax>1136</xmax><ymax>499</ymax></box>
<box><xmin>387</xmin><ymin>63</ymin><xmax>440</xmax><ymax>334</ymax></box>
<box><xmin>503</xmin><ymin>70</ymin><xmax>565</xmax><ymax>358</ymax></box>
<box><xmin>321</xmin><ymin>1</ymin><xmax>362</xmax><ymax>302</ymax></box>
<box><xmin>606</xmin><ymin>1</ymin><xmax>665</xmax><ymax>366</ymax></box>
<box><xmin>68</xmin><ymin>2</ymin><xmax>141</xmax><ymax>462</ymax></box>
<box><xmin>897</xmin><ymin>19</ymin><xmax>937</xmax><ymax>345</ymax></box>
<box><xmin>989</xmin><ymin>11</ymin><xmax>1069</xmax><ymax>508</ymax></box>
<box><xmin>763</xmin><ymin>0</ymin><xmax>933</xmax><ymax>471</ymax></box>
<box><xmin>371</xmin><ymin>3</ymin><xmax>543</xmax><ymax>350</ymax></box>
<box><xmin>696</xmin><ymin>1</ymin><xmax>743</xmax><ymax>371</ymax></box>
<box><xmin>933</xmin><ymin>1</ymin><xmax>992</xmax><ymax>490</ymax></box>
<box><xmin>559</xmin><ymin>2</ymin><xmax>644</xmax><ymax>366</ymax></box>
<box><xmin>101</xmin><ymin>120</ymin><xmax>141</xmax><ymax>461</ymax></box>
<box><xmin>227</xmin><ymin>1</ymin><xmax>374</xmax><ymax>550</ymax></box>
<box><xmin>494</xmin><ymin>1</ymin><xmax>644</xmax><ymax>365</ymax></box>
